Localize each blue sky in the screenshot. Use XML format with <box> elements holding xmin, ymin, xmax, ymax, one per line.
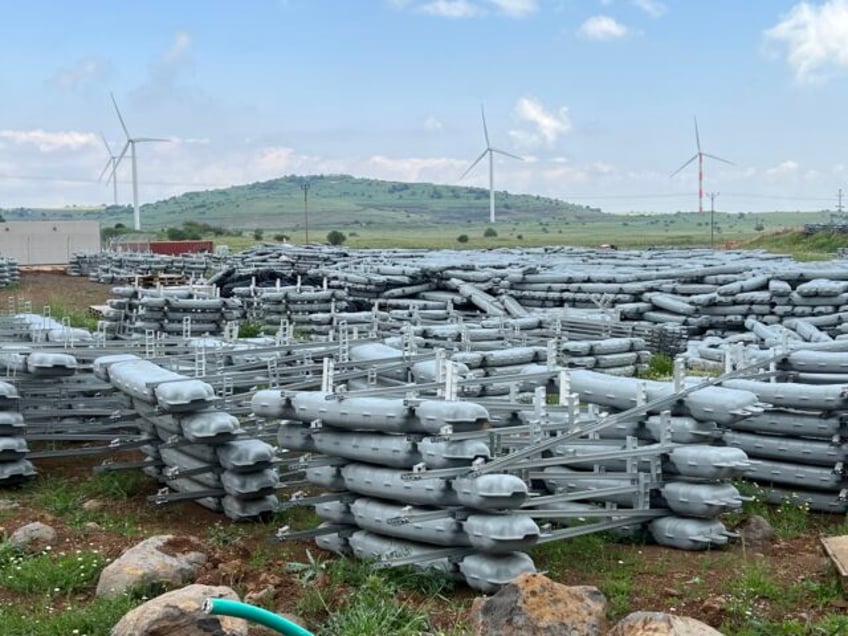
<box><xmin>1</xmin><ymin>0</ymin><xmax>848</xmax><ymax>214</ymax></box>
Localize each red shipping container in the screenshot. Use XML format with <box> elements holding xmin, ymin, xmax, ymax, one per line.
<box><xmin>149</xmin><ymin>240</ymin><xmax>214</xmax><ymax>255</ymax></box>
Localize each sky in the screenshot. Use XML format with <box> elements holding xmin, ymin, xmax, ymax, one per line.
<box><xmin>2</xmin><ymin>0</ymin><xmax>848</xmax><ymax>214</ymax></box>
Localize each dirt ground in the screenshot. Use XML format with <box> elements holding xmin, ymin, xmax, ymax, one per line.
<box><xmin>4</xmin><ymin>271</ymin><xmax>848</xmax><ymax>633</ymax></box>
<box><xmin>12</xmin><ymin>270</ymin><xmax>112</xmax><ymax>314</ymax></box>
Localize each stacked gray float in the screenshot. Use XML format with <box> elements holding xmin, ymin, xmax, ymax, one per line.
<box><xmin>252</xmin><ymin>287</ymin><xmax>352</xmax><ymax>336</ymax></box>
<box><xmin>96</xmin><ymin>353</ymin><xmax>278</xmax><ymax>520</ymax></box>
<box><xmin>252</xmin><ymin>390</ymin><xmax>537</xmax><ymax>593</ymax></box>
<box><xmin>0</xmin><ymin>258</ymin><xmax>19</xmax><ymax>287</ymax></box>
<box><xmin>552</xmin><ymin>369</ymin><xmax>761</xmax><ymax>550</ymax></box>
<box><xmin>0</xmin><ymin>380</ymin><xmax>34</xmax><ymax>485</ymax></box>
<box><xmin>98</xmin><ymin>286</ymin><xmax>240</xmax><ymax>337</ymax></box>
<box><xmin>70</xmin><ymin>251</ymin><xmax>217</xmax><ymax>283</ymax></box>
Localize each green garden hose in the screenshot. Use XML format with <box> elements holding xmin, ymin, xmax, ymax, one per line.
<box><xmin>203</xmin><ymin>597</ymin><xmax>314</xmax><ymax>636</ymax></box>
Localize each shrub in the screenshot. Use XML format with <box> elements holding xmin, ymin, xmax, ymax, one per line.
<box><xmin>483</xmin><ymin>227</ymin><xmax>497</xmax><ymax>238</ymax></box>
<box><xmin>253</xmin><ymin>229</ymin><xmax>264</xmax><ymax>241</ymax></box>
<box><xmin>457</xmin><ymin>234</ymin><xmax>469</xmax><ymax>243</ymax></box>
<box><xmin>327</xmin><ymin>230</ymin><xmax>347</xmax><ymax>246</ymax></box>
<box><xmin>273</xmin><ymin>234</ymin><xmax>290</xmax><ymax>242</ymax></box>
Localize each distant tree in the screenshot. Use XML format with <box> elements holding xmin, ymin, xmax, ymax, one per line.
<box><xmin>326</xmin><ymin>230</ymin><xmax>346</xmax><ymax>246</ymax></box>
<box><xmin>516</xmin><ymin>234</ymin><xmax>523</xmax><ymax>240</ymax></box>
<box><xmin>273</xmin><ymin>233</ymin><xmax>290</xmax><ymax>242</ymax></box>
<box><xmin>457</xmin><ymin>234</ymin><xmax>469</xmax><ymax>244</ymax></box>
<box><xmin>483</xmin><ymin>228</ymin><xmax>497</xmax><ymax>238</ymax></box>
<box><xmin>166</xmin><ymin>227</ymin><xmax>188</xmax><ymax>240</ymax></box>
<box><xmin>253</xmin><ymin>229</ymin><xmax>264</xmax><ymax>241</ymax></box>
<box><xmin>754</xmin><ymin>220</ymin><xmax>765</xmax><ymax>232</ymax></box>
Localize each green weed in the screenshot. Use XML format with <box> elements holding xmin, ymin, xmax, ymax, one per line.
<box><xmin>206</xmin><ymin>520</ymin><xmax>248</xmax><ymax>548</ymax></box>
<box><xmin>0</xmin><ymin>545</ymin><xmax>106</xmax><ymax>596</ymax></box>
<box><xmin>0</xmin><ymin>594</ymin><xmax>140</xmax><ymax>636</ymax></box>
<box><xmin>317</xmin><ymin>573</ymin><xmax>431</xmax><ymax>636</ymax></box>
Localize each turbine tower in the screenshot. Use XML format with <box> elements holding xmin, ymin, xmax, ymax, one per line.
<box><xmin>109</xmin><ymin>93</ymin><xmax>169</xmax><ymax>231</ymax></box>
<box><xmin>97</xmin><ymin>132</ymin><xmax>119</xmax><ymax>206</ymax></box>
<box><xmin>461</xmin><ymin>105</ymin><xmax>522</xmax><ymax>223</ymax></box>
<box><xmin>671</xmin><ymin>116</ymin><xmax>733</xmax><ymax>213</ymax></box>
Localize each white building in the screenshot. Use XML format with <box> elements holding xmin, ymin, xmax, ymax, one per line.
<box><xmin>0</xmin><ymin>221</ymin><xmax>100</xmax><ymax>265</ymax></box>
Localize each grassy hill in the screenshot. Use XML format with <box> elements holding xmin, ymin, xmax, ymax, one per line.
<box><xmin>0</xmin><ymin>174</ymin><xmax>602</xmax><ymax>231</ymax></box>
<box><xmin>4</xmin><ymin>175</ymin><xmax>845</xmax><ymax>257</ymax></box>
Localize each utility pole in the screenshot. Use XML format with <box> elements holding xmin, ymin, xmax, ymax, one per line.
<box><xmin>838</xmin><ymin>188</ymin><xmax>844</xmax><ymax>219</ymax></box>
<box><xmin>708</xmin><ymin>192</ymin><xmax>719</xmax><ymax>249</ymax></box>
<box><xmin>300</xmin><ymin>181</ymin><xmax>311</xmax><ymax>244</ymax></box>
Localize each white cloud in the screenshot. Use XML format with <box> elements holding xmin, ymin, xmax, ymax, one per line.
<box><xmin>489</xmin><ymin>0</ymin><xmax>537</xmax><ymax>17</ymax></box>
<box><xmin>590</xmin><ymin>160</ymin><xmax>616</xmax><ymax>175</ymax></box>
<box><xmin>0</xmin><ymin>130</ymin><xmax>98</xmax><ymax>152</ymax></box>
<box><xmin>764</xmin><ymin>0</ymin><xmax>848</xmax><ymax>82</ymax></box>
<box><xmin>131</xmin><ymin>31</ymin><xmax>195</xmax><ymax>103</ymax></box>
<box><xmin>765</xmin><ymin>159</ymin><xmax>800</xmax><ymax>177</ymax></box>
<box><xmin>632</xmin><ymin>0</ymin><xmax>666</xmax><ymax>18</ymax></box>
<box><xmin>51</xmin><ymin>57</ymin><xmax>112</xmax><ymax>91</ymax></box>
<box><xmin>416</xmin><ymin>0</ymin><xmax>483</xmax><ymax>17</ymax></box>
<box><xmin>424</xmin><ymin>115</ymin><xmax>444</xmax><ymax>131</ymax></box>
<box><xmin>366</xmin><ymin>155</ymin><xmax>467</xmax><ymax>181</ymax></box>
<box><xmin>509</xmin><ymin>96</ymin><xmax>572</xmax><ymax>148</ymax></box>
<box><xmin>578</xmin><ymin>15</ymin><xmax>630</xmax><ymax>40</ymax></box>
<box><xmin>393</xmin><ymin>0</ymin><xmax>535</xmax><ymax>18</ymax></box>
<box><xmin>163</xmin><ymin>31</ymin><xmax>192</xmax><ymax>64</ymax></box>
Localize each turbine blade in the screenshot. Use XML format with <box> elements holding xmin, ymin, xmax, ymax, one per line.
<box><xmin>481</xmin><ymin>105</ymin><xmax>490</xmax><ymax>147</ymax></box>
<box><xmin>110</xmin><ymin>92</ymin><xmax>131</xmax><ymax>139</ymax></box>
<box><xmin>694</xmin><ymin>116</ymin><xmax>701</xmax><ymax>153</ymax></box>
<box><xmin>670</xmin><ymin>154</ymin><xmax>698</xmax><ymax>177</ymax></box>
<box><xmin>702</xmin><ymin>152</ymin><xmax>734</xmax><ymax>166</ymax></box>
<box><xmin>461</xmin><ymin>149</ymin><xmax>488</xmax><ymax>180</ymax></box>
<box><xmin>491</xmin><ymin>148</ymin><xmax>524</xmax><ymax>161</ymax></box>
<box><xmin>97</xmin><ymin>158</ymin><xmax>112</xmax><ymax>182</ymax></box>
<box><xmin>100</xmin><ymin>131</ymin><xmax>114</xmax><ymax>157</ymax></box>
<box><xmin>134</xmin><ymin>137</ymin><xmax>171</xmax><ymax>143</ymax></box>
<box><xmin>110</xmin><ymin>141</ymin><xmax>130</xmax><ymax>181</ymax></box>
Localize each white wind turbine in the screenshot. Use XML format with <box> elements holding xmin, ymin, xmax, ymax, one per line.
<box><xmin>97</xmin><ymin>132</ymin><xmax>119</xmax><ymax>206</ymax></box>
<box><xmin>460</xmin><ymin>105</ymin><xmax>522</xmax><ymax>224</ymax></box>
<box><xmin>109</xmin><ymin>93</ymin><xmax>170</xmax><ymax>231</ymax></box>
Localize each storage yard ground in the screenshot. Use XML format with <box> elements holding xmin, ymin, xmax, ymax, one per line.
<box><xmin>1</xmin><ymin>270</ymin><xmax>847</xmax><ymax>634</ymax></box>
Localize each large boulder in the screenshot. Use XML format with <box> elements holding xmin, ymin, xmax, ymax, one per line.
<box><xmin>111</xmin><ymin>584</ymin><xmax>247</xmax><ymax>636</ymax></box>
<box><xmin>9</xmin><ymin>521</ymin><xmax>57</xmax><ymax>551</ymax></box>
<box><xmin>97</xmin><ymin>535</ymin><xmax>207</xmax><ymax>598</ymax></box>
<box><xmin>609</xmin><ymin>611</ymin><xmax>725</xmax><ymax>635</ymax></box>
<box><xmin>470</xmin><ymin>572</ymin><xmax>607</xmax><ymax>636</ymax></box>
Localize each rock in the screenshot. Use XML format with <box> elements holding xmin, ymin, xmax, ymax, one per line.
<box><xmin>244</xmin><ymin>585</ymin><xmax>274</xmax><ymax>606</ymax></box>
<box><xmin>110</xmin><ymin>583</ymin><xmax>247</xmax><ymax>636</ymax></box>
<box><xmin>699</xmin><ymin>596</ymin><xmax>727</xmax><ymax>626</ymax></box>
<box><xmin>9</xmin><ymin>521</ymin><xmax>57</xmax><ymax>551</ymax></box>
<box><xmin>96</xmin><ymin>535</ymin><xmax>207</xmax><ymax>598</ymax></box>
<box><xmin>471</xmin><ymin>572</ymin><xmax>607</xmax><ymax>636</ymax></box>
<box><xmin>609</xmin><ymin>611</ymin><xmax>725</xmax><ymax>635</ymax></box>
<box><xmin>83</xmin><ymin>521</ymin><xmax>103</xmax><ymax>533</ymax></box>
<box><xmin>739</xmin><ymin>515</ymin><xmax>774</xmax><ymax>546</ymax></box>
<box><xmin>82</xmin><ymin>498</ymin><xmax>105</xmax><ymax>512</ymax></box>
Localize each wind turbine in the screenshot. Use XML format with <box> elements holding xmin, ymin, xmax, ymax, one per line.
<box><xmin>460</xmin><ymin>105</ymin><xmax>522</xmax><ymax>224</ymax></box>
<box><xmin>109</xmin><ymin>93</ymin><xmax>170</xmax><ymax>231</ymax></box>
<box><xmin>671</xmin><ymin>116</ymin><xmax>733</xmax><ymax>213</ymax></box>
<box><xmin>97</xmin><ymin>132</ymin><xmax>119</xmax><ymax>206</ymax></box>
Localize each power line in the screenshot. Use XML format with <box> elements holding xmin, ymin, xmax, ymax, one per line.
<box><xmin>720</xmin><ymin>192</ymin><xmax>833</xmax><ymax>202</ymax></box>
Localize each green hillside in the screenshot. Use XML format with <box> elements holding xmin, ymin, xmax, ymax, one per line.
<box><xmin>1</xmin><ymin>174</ymin><xmax>602</xmax><ymax>230</ymax></box>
